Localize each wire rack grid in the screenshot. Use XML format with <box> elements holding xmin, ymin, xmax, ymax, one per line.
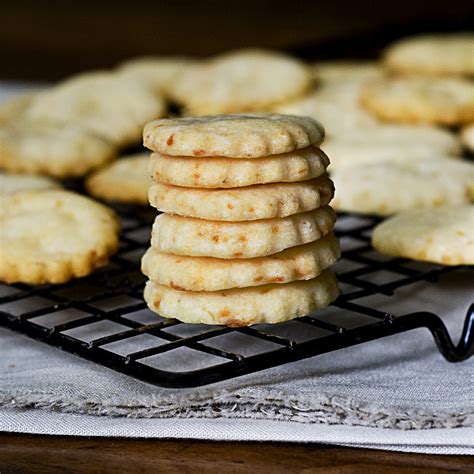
<box><xmin>0</xmin><ymin>205</ymin><xmax>472</xmax><ymax>388</ymax></box>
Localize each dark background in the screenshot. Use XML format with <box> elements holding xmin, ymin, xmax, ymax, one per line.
<box><xmin>0</xmin><ymin>0</ymin><xmax>473</xmax><ymax>80</ymax></box>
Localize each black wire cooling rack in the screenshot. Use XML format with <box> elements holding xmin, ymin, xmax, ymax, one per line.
<box><xmin>0</xmin><ymin>206</ymin><xmax>472</xmax><ymax>388</ymax></box>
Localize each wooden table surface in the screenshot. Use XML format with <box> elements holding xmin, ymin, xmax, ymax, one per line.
<box><xmin>1</xmin><ymin>433</ymin><xmax>473</xmax><ymax>473</ymax></box>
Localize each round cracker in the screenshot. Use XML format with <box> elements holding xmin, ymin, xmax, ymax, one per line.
<box><xmin>149</xmin><ymin>146</ymin><xmax>329</xmax><ymax>188</ymax></box>
<box><xmin>325</xmin><ymin>140</ymin><xmax>461</xmax><ymax>171</ymax></box>
<box><xmin>0</xmin><ymin>173</ymin><xmax>61</xmax><ymax>195</ymax></box>
<box><xmin>372</xmin><ymin>205</ymin><xmax>474</xmax><ymax>265</ymax></box>
<box><xmin>150</xmin><ymin>206</ymin><xmax>336</xmax><ymax>259</ymax></box>
<box><xmin>329</xmin><ymin>124</ymin><xmax>460</xmax><ymax>150</ymax></box>
<box><xmin>384</xmin><ymin>33</ymin><xmax>474</xmax><ymax>76</ymax></box>
<box><xmin>148</xmin><ymin>174</ymin><xmax>334</xmax><ymax>221</ymax></box>
<box><xmin>143</xmin><ymin>114</ymin><xmax>324</xmax><ymax>158</ymax></box>
<box><xmin>274</xmin><ymin>88</ymin><xmax>377</xmax><ymax>137</ymax></box>
<box><xmin>0</xmin><ymin>92</ymin><xmax>37</xmax><ymax>124</ymax></box>
<box><xmin>117</xmin><ymin>56</ymin><xmax>197</xmax><ymax>96</ymax></box>
<box><xmin>86</xmin><ymin>153</ymin><xmax>151</xmax><ymax>205</ymax></box>
<box><xmin>360</xmin><ymin>77</ymin><xmax>474</xmax><ymax>125</ymax></box>
<box><xmin>142</xmin><ymin>233</ymin><xmax>340</xmax><ymax>291</ymax></box>
<box><xmin>0</xmin><ymin>190</ymin><xmax>120</xmax><ymax>284</ymax></box>
<box><xmin>26</xmin><ymin>71</ymin><xmax>167</xmax><ymax>146</ymax></box>
<box><xmin>144</xmin><ymin>269</ymin><xmax>339</xmax><ymax>326</ymax></box>
<box><xmin>322</xmin><ymin>124</ymin><xmax>461</xmax><ymax>170</ymax></box>
<box><xmin>169</xmin><ymin>48</ymin><xmax>312</xmax><ymax>114</ymax></box>
<box><xmin>331</xmin><ymin>157</ymin><xmax>474</xmax><ymax>216</ymax></box>
<box><xmin>0</xmin><ymin>120</ymin><xmax>116</xmax><ymax>177</ymax></box>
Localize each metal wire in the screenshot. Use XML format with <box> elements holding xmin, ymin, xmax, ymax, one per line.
<box><xmin>0</xmin><ymin>207</ymin><xmax>472</xmax><ymax>388</ymax></box>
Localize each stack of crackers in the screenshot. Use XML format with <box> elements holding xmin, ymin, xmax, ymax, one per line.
<box><xmin>140</xmin><ymin>115</ymin><xmax>341</xmax><ymax>326</ymax></box>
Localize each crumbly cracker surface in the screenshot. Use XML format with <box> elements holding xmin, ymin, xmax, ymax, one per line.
<box><xmin>150</xmin><ymin>206</ymin><xmax>337</xmax><ymax>259</ymax></box>
<box><xmin>0</xmin><ymin>190</ymin><xmax>120</xmax><ymax>284</ymax></box>
<box><xmin>144</xmin><ymin>269</ymin><xmax>339</xmax><ymax>326</ymax></box>
<box><xmin>372</xmin><ymin>205</ymin><xmax>474</xmax><ymax>265</ymax></box>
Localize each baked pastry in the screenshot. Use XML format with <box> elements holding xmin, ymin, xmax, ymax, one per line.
<box><xmin>331</xmin><ymin>157</ymin><xmax>474</xmax><ymax>215</ymax></box>
<box><xmin>169</xmin><ymin>49</ymin><xmax>312</xmax><ymax>114</ymax></box>
<box><xmin>149</xmin><ymin>207</ymin><xmax>336</xmax><ymax>259</ymax></box>
<box><xmin>144</xmin><ymin>270</ymin><xmax>339</xmax><ymax>326</ymax></box>
<box><xmin>0</xmin><ymin>190</ymin><xmax>120</xmax><ymax>284</ymax></box>
<box><xmin>86</xmin><ymin>153</ymin><xmax>150</xmax><ymax>204</ymax></box>
<box><xmin>372</xmin><ymin>205</ymin><xmax>474</xmax><ymax>265</ymax></box>
<box><xmin>360</xmin><ymin>77</ymin><xmax>474</xmax><ymax>125</ymax></box>
<box><xmin>384</xmin><ymin>33</ymin><xmax>474</xmax><ymax>76</ymax></box>
<box><xmin>149</xmin><ymin>146</ymin><xmax>329</xmax><ymax>188</ymax></box>
<box><xmin>144</xmin><ymin>114</ymin><xmax>324</xmax><ymax>158</ymax></box>
<box><xmin>0</xmin><ymin>172</ymin><xmax>60</xmax><ymax>195</ymax></box>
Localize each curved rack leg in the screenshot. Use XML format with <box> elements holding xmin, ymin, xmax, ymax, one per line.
<box><xmin>394</xmin><ymin>304</ymin><xmax>474</xmax><ymax>362</ymax></box>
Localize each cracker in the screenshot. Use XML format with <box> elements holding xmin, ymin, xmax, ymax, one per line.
<box><xmin>331</xmin><ymin>157</ymin><xmax>474</xmax><ymax>216</ymax></box>
<box><xmin>0</xmin><ymin>173</ymin><xmax>61</xmax><ymax>195</ymax></box>
<box><xmin>360</xmin><ymin>77</ymin><xmax>474</xmax><ymax>125</ymax></box>
<box><xmin>142</xmin><ymin>232</ymin><xmax>340</xmax><ymax>291</ymax></box>
<box><xmin>86</xmin><ymin>153</ymin><xmax>151</xmax><ymax>204</ymax></box>
<box><xmin>150</xmin><ymin>206</ymin><xmax>336</xmax><ymax>258</ymax></box>
<box><xmin>144</xmin><ymin>269</ymin><xmax>339</xmax><ymax>326</ymax></box>
<box><xmin>0</xmin><ymin>120</ymin><xmax>116</xmax><ymax>177</ymax></box>
<box><xmin>0</xmin><ymin>92</ymin><xmax>37</xmax><ymax>124</ymax></box>
<box><xmin>325</xmin><ymin>141</ymin><xmax>460</xmax><ymax>171</ymax></box>
<box><xmin>323</xmin><ymin>124</ymin><xmax>461</xmax><ymax>170</ymax></box>
<box><xmin>117</xmin><ymin>56</ymin><xmax>197</xmax><ymax>96</ymax></box>
<box><xmin>384</xmin><ymin>33</ymin><xmax>474</xmax><ymax>76</ymax></box>
<box><xmin>148</xmin><ymin>174</ymin><xmax>334</xmax><ymax>221</ymax></box>
<box><xmin>461</xmin><ymin>123</ymin><xmax>474</xmax><ymax>152</ymax></box>
<box><xmin>274</xmin><ymin>88</ymin><xmax>377</xmax><ymax>137</ymax></box>
<box><xmin>372</xmin><ymin>205</ymin><xmax>474</xmax><ymax>265</ymax></box>
<box><xmin>149</xmin><ymin>146</ymin><xmax>329</xmax><ymax>188</ymax></box>
<box><xmin>169</xmin><ymin>49</ymin><xmax>312</xmax><ymax>114</ymax></box>
<box><xmin>329</xmin><ymin>124</ymin><xmax>460</xmax><ymax>150</ymax></box>
<box><xmin>26</xmin><ymin>71</ymin><xmax>166</xmax><ymax>146</ymax></box>
<box><xmin>143</xmin><ymin>114</ymin><xmax>324</xmax><ymax>158</ymax></box>
<box><xmin>0</xmin><ymin>190</ymin><xmax>120</xmax><ymax>284</ymax></box>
